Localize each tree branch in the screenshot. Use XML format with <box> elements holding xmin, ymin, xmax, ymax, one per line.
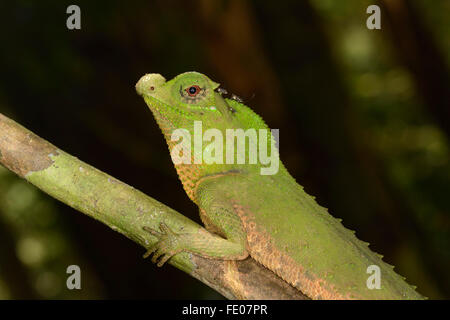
<box><xmin>0</xmin><ymin>112</ymin><xmax>307</xmax><ymax>300</ymax></box>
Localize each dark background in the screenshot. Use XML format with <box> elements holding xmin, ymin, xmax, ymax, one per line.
<box><xmin>0</xmin><ymin>0</ymin><xmax>449</xmax><ymax>299</ymax></box>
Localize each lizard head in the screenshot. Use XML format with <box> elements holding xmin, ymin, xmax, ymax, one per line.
<box><xmin>136</xmin><ymin>72</ymin><xmax>242</xmax><ymax>199</ymax></box>
<box><xmin>136</xmin><ymin>71</ymin><xmax>236</xmax><ymax>136</ymax></box>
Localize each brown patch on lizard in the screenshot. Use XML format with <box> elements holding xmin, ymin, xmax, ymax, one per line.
<box><xmin>190</xmin><ymin>253</ymin><xmax>309</xmax><ymax>299</ymax></box>
<box><xmin>232</xmin><ymin>201</ymin><xmax>350</xmax><ymax>300</ymax></box>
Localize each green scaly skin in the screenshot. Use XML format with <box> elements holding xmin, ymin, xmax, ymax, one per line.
<box><xmin>135</xmin><ymin>71</ymin><xmax>424</xmax><ymax>300</ymax></box>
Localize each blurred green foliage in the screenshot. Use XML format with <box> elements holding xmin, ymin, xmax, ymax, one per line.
<box><xmin>0</xmin><ymin>0</ymin><xmax>448</xmax><ymax>299</ymax></box>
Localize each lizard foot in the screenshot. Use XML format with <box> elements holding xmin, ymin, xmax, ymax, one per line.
<box><xmin>142</xmin><ymin>223</ymin><xmax>183</xmax><ymax>267</ymax></box>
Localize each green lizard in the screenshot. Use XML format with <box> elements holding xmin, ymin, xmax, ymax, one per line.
<box><xmin>135</xmin><ymin>71</ymin><xmax>424</xmax><ymax>299</ymax></box>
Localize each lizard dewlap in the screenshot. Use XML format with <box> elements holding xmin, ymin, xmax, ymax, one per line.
<box><xmin>136</xmin><ymin>71</ymin><xmax>424</xmax><ymax>300</ymax></box>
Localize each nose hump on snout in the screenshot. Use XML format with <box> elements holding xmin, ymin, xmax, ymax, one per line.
<box><xmin>135</xmin><ymin>73</ymin><xmax>166</xmax><ymax>96</ymax></box>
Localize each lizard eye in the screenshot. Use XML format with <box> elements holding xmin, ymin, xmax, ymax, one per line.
<box><xmin>186</xmin><ymin>85</ymin><xmax>201</xmax><ymax>97</ymax></box>
<box><xmin>180</xmin><ymin>84</ymin><xmax>208</xmax><ymax>104</ymax></box>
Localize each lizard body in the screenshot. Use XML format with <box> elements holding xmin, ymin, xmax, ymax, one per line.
<box><xmin>136</xmin><ymin>72</ymin><xmax>424</xmax><ymax>299</ymax></box>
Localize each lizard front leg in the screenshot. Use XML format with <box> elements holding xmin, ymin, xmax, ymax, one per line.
<box><xmin>143</xmin><ymin>191</ymin><xmax>248</xmax><ymax>266</ymax></box>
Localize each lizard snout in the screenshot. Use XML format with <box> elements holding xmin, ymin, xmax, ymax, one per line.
<box><xmin>136</xmin><ymin>73</ymin><xmax>166</xmax><ymax>96</ymax></box>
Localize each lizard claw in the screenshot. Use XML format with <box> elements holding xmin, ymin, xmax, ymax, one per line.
<box><xmin>142</xmin><ymin>223</ymin><xmax>183</xmax><ymax>266</ymax></box>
